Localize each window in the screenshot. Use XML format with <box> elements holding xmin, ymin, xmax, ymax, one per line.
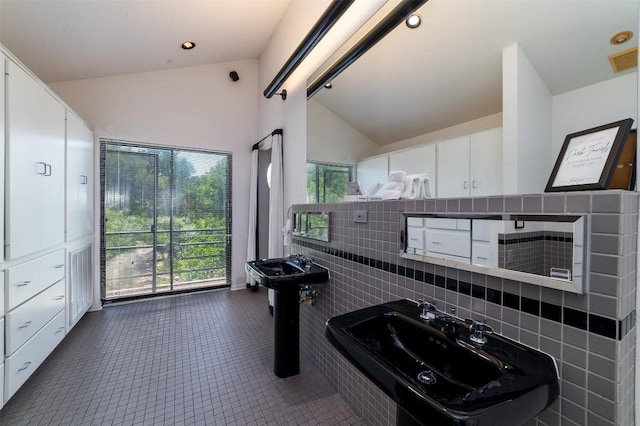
<box><xmin>306</xmin><ymin>162</ymin><xmax>353</xmax><ymax>203</ymax></box>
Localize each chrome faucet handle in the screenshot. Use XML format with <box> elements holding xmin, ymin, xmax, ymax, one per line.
<box><xmin>469</xmin><ymin>318</ymin><xmax>489</xmax><ymax>345</ymax></box>
<box><xmin>417</xmin><ymin>299</ymin><xmax>438</xmax><ymax>321</ymax></box>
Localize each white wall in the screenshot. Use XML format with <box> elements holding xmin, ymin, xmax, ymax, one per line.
<box><xmin>257</xmin><ymin>0</ymin><xmax>386</xmax><ymax>255</ymax></box>
<box><xmin>552</xmin><ymin>72</ymin><xmax>637</xmax><ymax>159</ymax></box>
<box><xmin>307</xmin><ymin>98</ymin><xmax>379</xmax><ymax>164</ymax></box>
<box><xmin>503</xmin><ymin>43</ymin><xmax>553</xmax><ymax>195</ymax></box>
<box><xmin>50</xmin><ymin>60</ymin><xmax>259</xmax><ymax>291</ymax></box>
<box><xmin>375</xmin><ymin>112</ymin><xmax>503</xmax><ymax>155</ymax></box>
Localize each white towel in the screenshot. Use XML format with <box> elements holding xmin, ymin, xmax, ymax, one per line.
<box><xmin>400</xmin><ymin>174</ymin><xmax>419</xmax><ymax>199</ymax></box>
<box><xmin>418</xmin><ymin>176</ymin><xmax>432</xmax><ymax>199</ymax></box>
<box><xmin>382</xmin><ymin>171</ymin><xmax>407</xmax><ymax>200</ymax></box>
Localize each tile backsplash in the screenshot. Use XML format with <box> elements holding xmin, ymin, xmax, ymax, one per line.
<box><xmin>293</xmin><ymin>191</ymin><xmax>638</xmax><ymax>426</ymax></box>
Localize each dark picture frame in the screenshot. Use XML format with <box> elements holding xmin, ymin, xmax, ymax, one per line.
<box><xmin>545</xmin><ymin>118</ymin><xmax>634</xmax><ymax>192</ymax></box>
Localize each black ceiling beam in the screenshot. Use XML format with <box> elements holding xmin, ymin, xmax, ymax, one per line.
<box><xmin>307</xmin><ymin>0</ymin><xmax>428</xmax><ymax>99</ymax></box>
<box><xmin>263</xmin><ymin>0</ymin><xmax>355</xmax><ymax>99</ymax></box>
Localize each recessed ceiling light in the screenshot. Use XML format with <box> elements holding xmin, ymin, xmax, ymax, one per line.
<box><xmin>324</xmin><ymin>82</ymin><xmax>333</xmax><ymax>89</ymax></box>
<box><xmin>181</xmin><ymin>41</ymin><xmax>196</xmax><ymax>50</ymax></box>
<box><xmin>405</xmin><ymin>14</ymin><xmax>422</xmax><ymax>29</ymax></box>
<box><xmin>610</xmin><ymin>31</ymin><xmax>633</xmax><ymax>45</ymax></box>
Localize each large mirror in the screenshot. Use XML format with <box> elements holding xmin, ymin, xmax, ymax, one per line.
<box><xmin>402</xmin><ymin>214</ymin><xmax>585</xmax><ymax>294</ymax></box>
<box><xmin>306</xmin><ymin>0</ymin><xmax>638</xmax><ymax>201</ymax></box>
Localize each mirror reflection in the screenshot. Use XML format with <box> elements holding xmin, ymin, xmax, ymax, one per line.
<box><xmin>306</xmin><ymin>0</ymin><xmax>638</xmax><ymax>202</ymax></box>
<box><xmin>403</xmin><ymin>214</ymin><xmax>585</xmax><ymax>294</ymax></box>
<box><xmin>293</xmin><ymin>212</ymin><xmax>330</xmax><ymax>242</ymax></box>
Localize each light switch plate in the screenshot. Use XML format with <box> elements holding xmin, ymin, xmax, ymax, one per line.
<box><xmin>354</xmin><ymin>210</ymin><xmax>368</xmax><ymax>223</ymax></box>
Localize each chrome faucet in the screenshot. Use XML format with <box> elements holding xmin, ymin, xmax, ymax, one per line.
<box><xmin>417</xmin><ymin>299</ymin><xmax>438</xmax><ymax>321</ymax></box>
<box><xmin>469</xmin><ymin>319</ymin><xmax>489</xmax><ymax>345</ymax></box>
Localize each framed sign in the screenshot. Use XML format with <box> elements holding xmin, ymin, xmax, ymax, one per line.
<box><xmin>545</xmin><ymin>118</ymin><xmax>634</xmax><ymax>192</ymax></box>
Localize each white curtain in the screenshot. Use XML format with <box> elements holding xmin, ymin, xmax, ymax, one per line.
<box><xmin>245</xmin><ymin>148</ymin><xmax>259</xmax><ymax>283</ymax></box>
<box><xmin>268</xmin><ymin>131</ymin><xmax>284</xmax><ymax>258</ymax></box>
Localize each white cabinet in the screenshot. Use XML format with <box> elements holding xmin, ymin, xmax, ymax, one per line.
<box><xmin>389</xmin><ymin>144</ymin><xmax>437</xmax><ymax>195</ymax></box>
<box><xmin>0</xmin><ymin>57</ymin><xmax>5</xmax><ymax>264</ymax></box>
<box><xmin>437</xmin><ymin>127</ymin><xmax>502</xmax><ymax>197</ymax></box>
<box><xmin>425</xmin><ymin>218</ymin><xmax>471</xmax><ymax>262</ymax></box>
<box><xmin>356</xmin><ymin>156</ymin><xmax>388</xmax><ymax>195</ymax></box>
<box><xmin>66</xmin><ymin>111</ymin><xmax>94</xmax><ymax>241</ymax></box>
<box><xmin>6</xmin><ymin>249</ymin><xmax>65</xmax><ymax>311</ymax></box>
<box><xmin>6</xmin><ymin>280</ymin><xmax>65</xmax><ymax>355</ymax></box>
<box><xmin>471</xmin><ymin>219</ymin><xmax>503</xmax><ymax>267</ymax></box>
<box><xmin>5</xmin><ymin>59</ymin><xmax>66</xmax><ymax>260</ymax></box>
<box><xmin>5</xmin><ymin>310</ymin><xmax>65</xmax><ymax>401</ymax></box>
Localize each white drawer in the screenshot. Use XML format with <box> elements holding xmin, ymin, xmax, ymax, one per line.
<box><xmin>6</xmin><ymin>280</ymin><xmax>65</xmax><ymax>355</ymax></box>
<box><xmin>6</xmin><ymin>250</ymin><xmax>65</xmax><ymax>311</ymax></box>
<box><xmin>0</xmin><ymin>272</ymin><xmax>4</xmax><ymax>317</ymax></box>
<box><xmin>426</xmin><ymin>217</ymin><xmax>458</xmax><ymax>230</ymax></box>
<box><xmin>0</xmin><ymin>319</ymin><xmax>4</xmax><ymax>359</ymax></box>
<box><xmin>406</xmin><ymin>227</ymin><xmax>425</xmax><ymax>252</ymax></box>
<box><xmin>0</xmin><ymin>363</ymin><xmax>4</xmax><ymax>409</ymax></box>
<box><xmin>5</xmin><ymin>310</ymin><xmax>65</xmax><ymax>401</ymax></box>
<box><xmin>425</xmin><ymin>218</ymin><xmax>470</xmax><ymax>231</ymax></box>
<box><xmin>407</xmin><ymin>217</ymin><xmax>424</xmax><ymax>227</ymax></box>
<box><xmin>426</xmin><ymin>251</ymin><xmax>471</xmax><ymax>264</ymax></box>
<box><xmin>426</xmin><ymin>229</ymin><xmax>470</xmax><ymax>258</ymax></box>
<box><xmin>472</xmin><ymin>241</ymin><xmax>498</xmax><ymax>267</ymax></box>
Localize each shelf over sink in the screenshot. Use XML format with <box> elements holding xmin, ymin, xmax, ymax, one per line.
<box><xmin>326</xmin><ymin>299</ymin><xmax>559</xmax><ymax>426</ymax></box>
<box><xmin>245</xmin><ymin>257</ymin><xmax>329</xmax><ymax>290</ymax></box>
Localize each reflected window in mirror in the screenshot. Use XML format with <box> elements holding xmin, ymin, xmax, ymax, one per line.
<box><xmin>307</xmin><ymin>161</ymin><xmax>353</xmax><ymax>203</ymax></box>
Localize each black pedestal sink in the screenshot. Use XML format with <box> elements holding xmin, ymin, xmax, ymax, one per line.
<box><xmin>326</xmin><ymin>299</ymin><xmax>559</xmax><ymax>426</ymax></box>
<box><xmin>246</xmin><ymin>256</ymin><xmax>329</xmax><ymax>378</ymax></box>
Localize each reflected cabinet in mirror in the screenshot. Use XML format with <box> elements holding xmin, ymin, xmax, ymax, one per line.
<box><xmin>306</xmin><ymin>0</ymin><xmax>637</xmax><ymax>201</ymax></box>
<box><xmin>293</xmin><ymin>212</ymin><xmax>330</xmax><ymax>242</ymax></box>
<box><xmin>402</xmin><ymin>214</ymin><xmax>585</xmax><ymax>294</ymax></box>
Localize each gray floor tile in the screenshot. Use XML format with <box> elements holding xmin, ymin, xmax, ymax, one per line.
<box><xmin>0</xmin><ymin>289</ymin><xmax>362</xmax><ymax>426</ymax></box>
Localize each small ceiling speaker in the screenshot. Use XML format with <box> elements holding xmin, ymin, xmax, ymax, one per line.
<box><xmin>229</xmin><ymin>71</ymin><xmax>239</xmax><ymax>82</ymax></box>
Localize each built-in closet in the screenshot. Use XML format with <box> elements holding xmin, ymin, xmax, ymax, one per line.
<box><xmin>0</xmin><ymin>46</ymin><xmax>94</xmax><ymax>406</ymax></box>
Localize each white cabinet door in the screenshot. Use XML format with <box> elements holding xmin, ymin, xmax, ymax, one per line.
<box><xmin>436</xmin><ymin>135</ymin><xmax>470</xmax><ymax>197</ymax></box>
<box><xmin>66</xmin><ymin>112</ymin><xmax>94</xmax><ymax>241</ymax></box>
<box><xmin>389</xmin><ymin>144</ymin><xmax>437</xmax><ymax>196</ymax></box>
<box><xmin>356</xmin><ymin>156</ymin><xmax>388</xmax><ymax>195</ymax></box>
<box><xmin>6</xmin><ymin>60</ymin><xmax>65</xmax><ymax>260</ymax></box>
<box><xmin>469</xmin><ymin>126</ymin><xmax>502</xmax><ymax>196</ymax></box>
<box><xmin>0</xmin><ymin>57</ymin><xmax>5</xmax><ymax>263</ymax></box>
<box><xmin>437</xmin><ymin>127</ymin><xmax>502</xmax><ymax>198</ymax></box>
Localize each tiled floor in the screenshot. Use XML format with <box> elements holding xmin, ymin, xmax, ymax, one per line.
<box><xmin>0</xmin><ymin>289</ymin><xmax>362</xmax><ymax>426</ymax></box>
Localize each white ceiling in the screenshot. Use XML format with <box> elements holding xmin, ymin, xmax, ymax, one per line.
<box><xmin>311</xmin><ymin>0</ymin><xmax>640</xmax><ymax>145</ymax></box>
<box><xmin>0</xmin><ymin>0</ymin><xmax>293</xmax><ymax>83</ymax></box>
<box><xmin>1</xmin><ymin>0</ymin><xmax>638</xmax><ymax>147</ymax></box>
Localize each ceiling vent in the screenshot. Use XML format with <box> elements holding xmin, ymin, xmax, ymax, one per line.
<box><xmin>609</xmin><ymin>46</ymin><xmax>638</xmax><ymax>73</ymax></box>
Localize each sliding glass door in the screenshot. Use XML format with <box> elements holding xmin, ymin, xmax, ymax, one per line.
<box><xmin>101</xmin><ymin>141</ymin><xmax>231</xmax><ymax>301</ymax></box>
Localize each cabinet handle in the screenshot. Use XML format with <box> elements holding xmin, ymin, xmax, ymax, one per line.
<box><xmin>472</xmin><ymin>180</ymin><xmax>478</xmax><ymax>188</ymax></box>
<box><xmin>17</xmin><ymin>280</ymin><xmax>31</xmax><ymax>287</ymax></box>
<box><xmin>463</xmin><ymin>180</ymin><xmax>469</xmax><ymax>189</ymax></box>
<box><xmin>18</xmin><ymin>362</ymin><xmax>31</xmax><ymax>372</ymax></box>
<box><xmin>45</xmin><ymin>164</ymin><xmax>52</xmax><ymax>176</ymax></box>
<box><xmin>54</xmin><ymin>295</ymin><xmax>64</xmax><ymax>300</ymax></box>
<box><xmin>36</xmin><ymin>162</ymin><xmax>47</xmax><ymax>175</ymax></box>
<box><xmin>19</xmin><ymin>321</ymin><xmax>32</xmax><ymax>329</ymax></box>
<box><xmin>476</xmin><ymin>256</ymin><xmax>488</xmax><ymax>260</ymax></box>
<box><xmin>431</xmin><ymin>241</ymin><xmax>441</xmax><ymax>245</ymax></box>
<box><xmin>54</xmin><ymin>264</ymin><xmax>65</xmax><ymax>269</ymax></box>
<box><xmin>80</xmin><ymin>175</ymin><xmax>88</xmax><ymax>184</ymax></box>
<box><xmin>55</xmin><ymin>327</ymin><xmax>65</xmax><ymax>334</ymax></box>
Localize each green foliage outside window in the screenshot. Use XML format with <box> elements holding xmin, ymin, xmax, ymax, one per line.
<box><xmin>306</xmin><ymin>162</ymin><xmax>353</xmax><ymax>203</ymax></box>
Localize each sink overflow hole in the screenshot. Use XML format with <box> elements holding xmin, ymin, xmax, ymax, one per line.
<box><xmin>417</xmin><ymin>370</ymin><xmax>436</xmax><ymax>385</ymax></box>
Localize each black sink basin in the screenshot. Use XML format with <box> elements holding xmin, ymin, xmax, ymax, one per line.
<box><xmin>326</xmin><ymin>299</ymin><xmax>559</xmax><ymax>426</ymax></box>
<box><xmin>246</xmin><ymin>257</ymin><xmax>329</xmax><ymax>289</ymax></box>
